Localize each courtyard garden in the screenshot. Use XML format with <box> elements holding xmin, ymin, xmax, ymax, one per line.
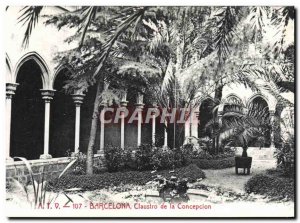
<box><xmin>5</xmin><ymin>6</ymin><xmax>294</xmax><ymax>217</ymax></box>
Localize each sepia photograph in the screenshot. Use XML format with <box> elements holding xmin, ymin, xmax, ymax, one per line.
<box><xmin>4</xmin><ymin>5</ymin><xmax>295</xmax><ymax>218</ymax></box>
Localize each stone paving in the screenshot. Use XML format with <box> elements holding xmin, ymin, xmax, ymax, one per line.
<box><xmin>200</xmin><ymin>159</ymin><xmax>277</xmax><ymax>193</ymax></box>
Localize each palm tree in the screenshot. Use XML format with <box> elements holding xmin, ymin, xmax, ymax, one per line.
<box><xmin>14</xmin><ymin>6</ymin><xmax>294</xmax><ymax>172</ymax></box>
<box><xmin>218</xmin><ymin>102</ymin><xmax>271</xmax><ymax>157</ymax></box>
<box><xmin>14</xmin><ymin>6</ymin><xmax>148</xmax><ymax>174</ymax></box>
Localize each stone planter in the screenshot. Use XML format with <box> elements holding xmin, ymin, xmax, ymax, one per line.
<box><xmin>235</xmin><ymin>156</ymin><xmax>252</xmax><ymax>175</ymax></box>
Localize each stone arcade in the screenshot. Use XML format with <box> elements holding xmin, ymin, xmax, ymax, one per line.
<box><xmin>5</xmin><ymin>7</ymin><xmax>294</xmax><ymax>182</ymax></box>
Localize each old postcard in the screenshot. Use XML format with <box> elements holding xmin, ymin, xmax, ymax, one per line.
<box><xmin>4</xmin><ymin>6</ymin><xmax>295</xmax><ymax>218</ymax></box>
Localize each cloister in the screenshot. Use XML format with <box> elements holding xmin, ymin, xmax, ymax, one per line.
<box><xmin>6</xmin><ymin>52</ymin><xmax>293</xmax><ymax>161</ymax></box>
<box><xmin>5</xmin><ymin>7</ymin><xmax>294</xmax><ymax>163</ymax></box>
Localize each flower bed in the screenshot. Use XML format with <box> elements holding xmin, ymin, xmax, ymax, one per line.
<box><xmin>104</xmin><ymin>144</ymin><xmax>192</xmax><ymax>172</ymax></box>
<box><xmin>191</xmin><ymin>156</ymin><xmax>235</xmax><ymax>169</ymax></box>
<box><xmin>47</xmin><ymin>164</ymin><xmax>205</xmax><ymax>192</ymax></box>
<box><xmin>245</xmin><ymin>170</ymin><xmax>294</xmax><ymax>201</ymax></box>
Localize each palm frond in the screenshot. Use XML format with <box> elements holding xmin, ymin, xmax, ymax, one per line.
<box><xmin>247</xmin><ymin>6</ymin><xmax>268</xmax><ymax>41</ymax></box>
<box><xmin>78</xmin><ymin>6</ymin><xmax>98</xmax><ymax>47</ymax></box>
<box><xmin>18</xmin><ymin>6</ymin><xmax>72</xmax><ymax>47</ymax></box>
<box><xmin>214</xmin><ymin>7</ymin><xmax>240</xmax><ymax>60</ymax></box>
<box><xmin>18</xmin><ymin>6</ymin><xmax>43</xmax><ymax>47</ymax></box>
<box><xmin>91</xmin><ymin>7</ymin><xmax>148</xmax><ymax>80</ymax></box>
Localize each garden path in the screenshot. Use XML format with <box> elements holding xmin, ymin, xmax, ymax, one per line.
<box><xmin>201</xmin><ymin>158</ymin><xmax>277</xmax><ymax>193</ymax></box>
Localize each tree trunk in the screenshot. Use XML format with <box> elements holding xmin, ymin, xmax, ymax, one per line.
<box><xmin>242</xmin><ymin>138</ymin><xmax>248</xmax><ymax>157</ymax></box>
<box><xmin>86</xmin><ymin>80</ymin><xmax>103</xmax><ymax>175</ymax></box>
<box><xmin>242</xmin><ymin>147</ymin><xmax>248</xmax><ymax>157</ymax></box>
<box><xmin>213</xmin><ymin>84</ymin><xmax>223</xmax><ymax>154</ymax></box>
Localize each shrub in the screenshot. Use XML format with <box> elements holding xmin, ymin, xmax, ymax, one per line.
<box><xmin>191</xmin><ymin>156</ymin><xmax>235</xmax><ymax>169</ymax></box>
<box><xmin>160</xmin><ymin>164</ymin><xmax>206</xmax><ymax>183</ymax></box>
<box><xmin>47</xmin><ymin>164</ymin><xmax>205</xmax><ymax>192</ymax></box>
<box><xmin>135</xmin><ymin>144</ymin><xmax>190</xmax><ymax>171</ymax></box>
<box><xmin>135</xmin><ymin>144</ymin><xmax>154</xmax><ymax>170</ymax></box>
<box><xmin>68</xmin><ymin>152</ymin><xmax>87</xmax><ymax>175</ymax></box>
<box><xmin>151</xmin><ymin>147</ymin><xmax>176</xmax><ymax>170</ymax></box>
<box><xmin>176</xmin><ymin>144</ymin><xmax>194</xmax><ymax>166</ymax></box>
<box><xmin>73</xmin><ymin>144</ymin><xmax>197</xmax><ymax>173</ymax></box>
<box><xmin>104</xmin><ymin>146</ymin><xmax>134</xmax><ymax>172</ymax></box>
<box><xmin>192</xmin><ymin>147</ymin><xmax>236</xmax><ymax>160</ymax></box>
<box><xmin>245</xmin><ymin>173</ymin><xmax>294</xmax><ymax>201</ymax></box>
<box><xmin>274</xmin><ymin>134</ymin><xmax>294</xmax><ymax>177</ymax></box>
<box><xmin>198</xmin><ymin>137</ymin><xmax>213</xmax><ymax>154</ymax></box>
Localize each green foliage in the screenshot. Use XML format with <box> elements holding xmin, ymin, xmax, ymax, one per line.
<box><xmin>17</xmin><ymin>6</ymin><xmax>44</xmax><ymax>47</ymax></box>
<box><xmin>135</xmin><ymin>145</ymin><xmax>180</xmax><ymax>171</ymax></box>
<box><xmin>175</xmin><ymin>145</ymin><xmax>194</xmax><ymax>166</ymax></box>
<box><xmin>193</xmin><ymin>147</ymin><xmax>235</xmax><ymax>160</ymax></box>
<box><xmin>274</xmin><ymin>134</ymin><xmax>294</xmax><ymax>177</ymax></box>
<box><xmin>197</xmin><ymin>137</ymin><xmax>214</xmax><ymax>154</ymax></box>
<box><xmin>214</xmin><ymin>7</ymin><xmax>241</xmax><ymax>60</ymax></box>
<box><xmin>150</xmin><ymin>147</ymin><xmax>176</xmax><ymax>171</ymax></box>
<box><xmin>245</xmin><ymin>173</ymin><xmax>294</xmax><ymax>201</ymax></box>
<box><xmin>16</xmin><ymin>6</ymin><xmax>294</xmax><ymax>97</ymax></box>
<box><xmin>104</xmin><ymin>146</ymin><xmax>133</xmax><ymax>172</ymax></box>
<box><xmin>8</xmin><ymin>157</ymin><xmax>77</xmax><ymax>208</ymax></box>
<box><xmin>67</xmin><ymin>152</ymin><xmax>87</xmax><ymax>175</ymax></box>
<box><xmin>15</xmin><ymin>6</ymin><xmax>295</xmax><ymax>175</ymax></box>
<box><xmin>191</xmin><ymin>157</ymin><xmax>235</xmax><ymax>169</ymax></box>
<box><xmin>218</xmin><ymin>102</ymin><xmax>271</xmax><ymax>150</ymax></box>
<box><xmin>156</xmin><ymin>176</ymin><xmax>189</xmax><ymax>202</ymax></box>
<box><xmin>135</xmin><ymin>144</ymin><xmax>194</xmax><ymax>171</ymax></box>
<box><xmin>47</xmin><ymin>164</ymin><xmax>205</xmax><ymax>192</ymax></box>
<box><xmin>134</xmin><ymin>144</ymin><xmax>154</xmax><ymax>171</ymax></box>
<box><xmin>103</xmin><ymin>144</ymin><xmax>196</xmax><ymax>172</ymax></box>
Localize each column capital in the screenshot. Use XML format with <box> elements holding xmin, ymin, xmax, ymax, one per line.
<box><xmin>6</xmin><ymin>83</ymin><xmax>19</xmax><ymax>99</ymax></box>
<box><xmin>151</xmin><ymin>103</ymin><xmax>159</xmax><ymax>115</ymax></box>
<box><xmin>137</xmin><ymin>92</ymin><xmax>144</xmax><ymax>104</ymax></box>
<box><xmin>119</xmin><ymin>89</ymin><xmax>128</xmax><ymax>107</ymax></box>
<box><xmin>120</xmin><ymin>101</ymin><xmax>128</xmax><ymax>107</ymax></box>
<box><xmin>135</xmin><ymin>103</ymin><xmax>144</xmax><ymax>111</ymax></box>
<box><xmin>100</xmin><ymin>100</ymin><xmax>108</xmax><ymax>108</ymax></box>
<box><xmin>72</xmin><ymin>93</ymin><xmax>85</xmax><ymax>106</ymax></box>
<box><xmin>194</xmin><ymin>111</ymin><xmax>200</xmax><ymax>118</ymax></box>
<box><xmin>269</xmin><ymin>110</ymin><xmax>275</xmax><ymax>116</ymax></box>
<box><xmin>217</xmin><ymin>110</ymin><xmax>223</xmax><ymax>117</ymax></box>
<box><xmin>41</xmin><ymin>89</ymin><xmax>55</xmax><ymax>102</ymax></box>
<box><xmin>120</xmin><ymin>89</ymin><xmax>127</xmax><ymax>101</ymax></box>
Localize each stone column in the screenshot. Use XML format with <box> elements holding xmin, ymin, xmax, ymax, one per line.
<box><xmin>269</xmin><ymin>110</ymin><xmax>275</xmax><ymax>148</ymax></box>
<box><xmin>6</xmin><ymin>83</ymin><xmax>18</xmax><ymax>162</ymax></box>
<box><xmin>184</xmin><ymin>117</ymin><xmax>189</xmax><ymax>142</ymax></box>
<box><xmin>217</xmin><ymin>110</ymin><xmax>223</xmax><ymax>122</ymax></box>
<box><xmin>151</xmin><ymin>102</ymin><xmax>158</xmax><ymax>145</ymax></box>
<box><xmin>189</xmin><ymin>113</ymin><xmax>192</xmax><ymax>138</ymax></box>
<box><xmin>40</xmin><ymin>90</ymin><xmax>55</xmax><ymax>159</ymax></box>
<box><xmin>192</xmin><ymin>111</ymin><xmax>200</xmax><ymax>138</ymax></box>
<box><xmin>98</xmin><ymin>101</ymin><xmax>108</xmax><ymax>154</ymax></box>
<box><xmin>215</xmin><ymin>110</ymin><xmax>223</xmax><ymax>150</ymax></box>
<box><xmin>164</xmin><ymin>120</ymin><xmax>168</xmax><ymax>147</ymax></box>
<box><xmin>71</xmin><ymin>93</ymin><xmax>85</xmax><ymax>154</ymax></box>
<box><xmin>136</xmin><ymin>93</ymin><xmax>144</xmax><ymax>147</ymax></box>
<box><xmin>183</xmin><ymin>107</ymin><xmax>191</xmax><ymax>144</ymax></box>
<box><xmin>120</xmin><ymin>91</ymin><xmax>128</xmax><ymax>149</ymax></box>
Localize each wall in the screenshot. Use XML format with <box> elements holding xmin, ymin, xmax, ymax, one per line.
<box><xmin>6</xmin><ymin>155</ymin><xmax>106</xmax><ymax>185</ymax></box>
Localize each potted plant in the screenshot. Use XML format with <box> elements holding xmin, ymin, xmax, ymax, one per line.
<box><xmin>235</xmin><ymin>139</ymin><xmax>253</xmax><ymax>175</ymax></box>
<box><xmin>218</xmin><ymin>102</ymin><xmax>271</xmax><ymax>175</ymax></box>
